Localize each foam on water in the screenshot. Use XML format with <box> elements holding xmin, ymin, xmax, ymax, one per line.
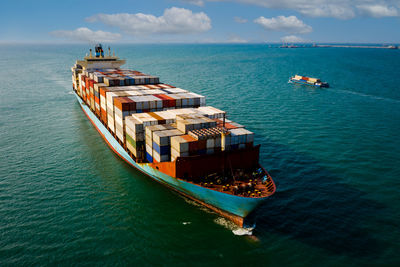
<box><xmin>334</xmin><ymin>88</ymin><xmax>400</xmax><ymax>104</ymax></box>
<box><xmin>232</xmin><ymin>228</ymin><xmax>254</xmax><ymax>236</ymax></box>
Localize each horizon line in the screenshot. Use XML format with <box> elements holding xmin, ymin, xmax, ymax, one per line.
<box><xmin>0</xmin><ymin>41</ymin><xmax>399</xmax><ymax>45</ymax></box>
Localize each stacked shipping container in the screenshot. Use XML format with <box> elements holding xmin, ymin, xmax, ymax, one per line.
<box><xmin>73</xmin><ymin>67</ymin><xmax>255</xmax><ymax>164</ymax></box>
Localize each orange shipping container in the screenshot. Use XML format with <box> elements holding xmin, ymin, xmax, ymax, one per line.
<box><xmin>114</xmin><ymin>97</ymin><xmax>135</xmax><ymax>111</ymax></box>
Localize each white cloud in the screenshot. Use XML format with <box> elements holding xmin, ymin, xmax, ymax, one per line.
<box><xmin>87</xmin><ymin>7</ymin><xmax>211</xmax><ymax>35</ymax></box>
<box><xmin>298</xmin><ymin>4</ymin><xmax>355</xmax><ymax>19</ymax></box>
<box><xmin>50</xmin><ymin>27</ymin><xmax>121</xmax><ymax>43</ymax></box>
<box><xmin>281</xmin><ymin>35</ymin><xmax>308</xmax><ymax>43</ymax></box>
<box><xmin>234</xmin><ymin>16</ymin><xmax>248</xmax><ymax>23</ymax></box>
<box><xmin>357</xmin><ymin>4</ymin><xmax>398</xmax><ymax>18</ymax></box>
<box><xmin>254</xmin><ymin>16</ymin><xmax>312</xmax><ymax>34</ymax></box>
<box><xmin>181</xmin><ymin>0</ymin><xmax>205</xmax><ymax>6</ymax></box>
<box><xmin>187</xmin><ymin>0</ymin><xmax>399</xmax><ymax>19</ymax></box>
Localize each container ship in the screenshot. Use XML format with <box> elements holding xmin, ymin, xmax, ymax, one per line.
<box><xmin>289</xmin><ymin>75</ymin><xmax>329</xmax><ymax>87</ymax></box>
<box><xmin>71</xmin><ymin>44</ymin><xmax>276</xmax><ymax>227</ymax></box>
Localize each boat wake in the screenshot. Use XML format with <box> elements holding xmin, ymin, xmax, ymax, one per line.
<box><xmin>214</xmin><ymin>217</ymin><xmax>255</xmax><ymax>236</ymax></box>
<box><xmin>232</xmin><ymin>227</ymin><xmax>254</xmax><ymax>236</ymax></box>
<box><xmin>181</xmin><ymin>194</ymin><xmax>256</xmax><ymax>236</ymax></box>
<box><xmin>335</xmin><ymin>89</ymin><xmax>400</xmax><ymax>104</ymax></box>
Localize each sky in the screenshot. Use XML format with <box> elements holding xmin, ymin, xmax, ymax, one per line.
<box><xmin>1</xmin><ymin>0</ymin><xmax>400</xmax><ymax>44</ymax></box>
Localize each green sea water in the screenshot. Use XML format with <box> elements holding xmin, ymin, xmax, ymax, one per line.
<box><xmin>1</xmin><ymin>44</ymin><xmax>399</xmax><ymax>266</ymax></box>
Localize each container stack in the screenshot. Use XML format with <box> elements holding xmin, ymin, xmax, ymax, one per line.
<box><xmin>188</xmin><ymin>127</ymin><xmax>223</xmax><ymax>155</ymax></box>
<box><xmin>221</xmin><ymin>128</ymin><xmax>254</xmax><ymax>151</ymax></box>
<box><xmin>125</xmin><ymin>117</ymin><xmax>146</xmax><ymax>160</ymax></box>
<box><xmin>293</xmin><ymin>75</ymin><xmax>320</xmax><ymax>84</ymax></box>
<box><xmin>176</xmin><ymin>114</ymin><xmax>217</xmax><ymax>134</ymax></box>
<box><xmin>171</xmin><ymin>135</ymin><xmax>195</xmax><ymax>161</ymax></box>
<box><xmin>307</xmin><ymin>77</ymin><xmax>319</xmax><ymax>84</ymax></box>
<box><xmin>145</xmin><ymin>124</ymin><xmax>175</xmax><ymax>162</ymax></box>
<box><xmin>152</xmin><ymin>129</ymin><xmax>183</xmax><ymax>162</ymax></box>
<box><xmin>89</xmin><ymin>68</ymin><xmax>160</xmax><ymax>86</ymax></box>
<box><xmin>114</xmin><ymin>97</ymin><xmax>137</xmax><ymax>142</ymax></box>
<box><xmin>106</xmin><ymin>91</ymin><xmax>138</xmax><ymax>133</ymax></box>
<box><xmin>197</xmin><ymin>106</ymin><xmax>226</xmax><ymax>119</ymax></box>
<box><xmin>93</xmin><ymin>83</ymin><xmax>105</xmax><ymax>116</ymax></box>
<box><xmin>72</xmin><ymin>65</ymin><xmax>257</xmax><ymax>164</ymax></box>
<box><xmin>71</xmin><ymin>67</ymin><xmax>80</xmax><ymax>91</ymax></box>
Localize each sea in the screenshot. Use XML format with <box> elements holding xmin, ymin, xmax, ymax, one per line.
<box><xmin>1</xmin><ymin>44</ymin><xmax>399</xmax><ymax>266</ymax></box>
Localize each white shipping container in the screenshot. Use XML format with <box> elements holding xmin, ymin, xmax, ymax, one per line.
<box><xmin>108</xmin><ymin>115</ymin><xmax>115</xmax><ymax>133</ymax></box>
<box><xmin>131</xmin><ymin>113</ymin><xmax>158</xmax><ymax>127</ymax></box>
<box><xmin>141</xmin><ymin>89</ymin><xmax>166</xmax><ymax>95</ymax></box>
<box><xmin>162</xmin><ymin>88</ymin><xmax>188</xmax><ymax>94</ymax></box>
<box><xmin>188</xmin><ymin>92</ymin><xmax>206</xmax><ymax>106</ymax></box>
<box><xmin>145</xmin><ymin>124</ymin><xmax>175</xmax><ymax>140</ymax></box>
<box><xmin>115</xmin><ymin>120</ymin><xmax>123</xmax><ymax>133</ymax></box>
<box><xmin>126</xmin><ymin>126</ymin><xmax>145</xmax><ymax>142</ymax></box>
<box><xmin>230</xmin><ymin>128</ymin><xmax>254</xmax><ymax>144</ymax></box>
<box><xmin>152</xmin><ymin>151</ymin><xmax>170</xmax><ymax>162</ymax></box>
<box><xmin>171</xmin><ymin>136</ymin><xmax>189</xmax><ymax>153</ymax></box>
<box><xmin>116</xmin><ymin>129</ymin><xmax>124</xmax><ymax>142</ymax></box>
<box><xmin>197</xmin><ymin>106</ymin><xmax>225</xmax><ymax>119</ymax></box>
<box><xmin>153</xmin><ymin>129</ymin><xmax>183</xmax><ymax>146</ymax></box>
<box><xmin>125</xmin><ymin>117</ymin><xmax>144</xmax><ymax>133</ymax></box>
<box><xmin>171</xmin><ymin>147</ymin><xmax>189</xmax><ymax>161</ymax></box>
<box><xmin>114</xmin><ymin>107</ymin><xmax>130</xmax><ymax>120</ymax></box>
<box><xmin>146</xmin><ymin>144</ymin><xmax>152</xmax><ymax>158</ymax></box>
<box><xmin>153</xmin><ymin>111</ymin><xmax>176</xmax><ymax>124</ymax></box>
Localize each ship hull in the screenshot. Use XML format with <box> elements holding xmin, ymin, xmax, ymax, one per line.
<box><xmin>74</xmin><ymin>91</ymin><xmax>270</xmax><ymax>227</ymax></box>
<box><xmin>290</xmin><ymin>78</ymin><xmax>329</xmax><ymax>88</ymax></box>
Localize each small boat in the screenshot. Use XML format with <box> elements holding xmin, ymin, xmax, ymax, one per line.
<box><xmin>289</xmin><ymin>75</ymin><xmax>329</xmax><ymax>88</ymax></box>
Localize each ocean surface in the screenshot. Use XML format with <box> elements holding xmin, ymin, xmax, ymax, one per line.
<box><xmin>1</xmin><ymin>44</ymin><xmax>399</xmax><ymax>266</ymax></box>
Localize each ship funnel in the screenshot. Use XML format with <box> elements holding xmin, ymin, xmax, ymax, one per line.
<box><xmin>95</xmin><ymin>43</ymin><xmax>104</xmax><ymax>58</ymax></box>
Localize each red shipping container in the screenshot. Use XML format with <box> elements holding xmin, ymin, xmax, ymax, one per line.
<box><xmin>100</xmin><ymin>87</ymin><xmax>110</xmax><ymax>98</ymax></box>
<box><xmin>182</xmin><ymin>135</ymin><xmax>198</xmax><ymax>152</ymax></box>
<box><xmin>114</xmin><ymin>97</ymin><xmax>135</xmax><ymax>111</ymax></box>
<box><xmin>153</xmin><ymin>94</ymin><xmax>168</xmax><ymax>108</ymax></box>
<box><xmin>163</xmin><ymin>94</ymin><xmax>176</xmax><ymax>108</ymax></box>
<box><xmin>81</xmin><ymin>85</ymin><xmax>86</xmax><ymax>101</ymax></box>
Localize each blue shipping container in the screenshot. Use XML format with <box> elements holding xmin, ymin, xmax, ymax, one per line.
<box><xmin>146</xmin><ymin>152</ymin><xmax>153</xmax><ymax>163</ymax></box>
<box><xmin>152</xmin><ymin>141</ymin><xmax>170</xmax><ymax>155</ymax></box>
